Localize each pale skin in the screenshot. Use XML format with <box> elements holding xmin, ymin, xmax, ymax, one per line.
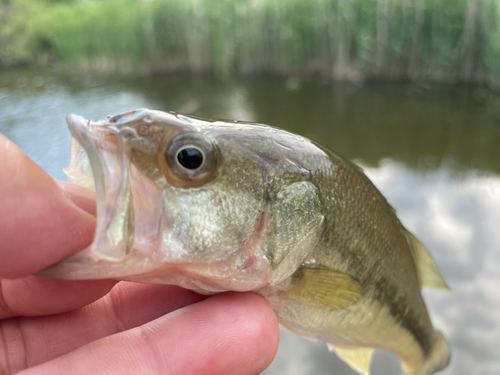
<box><xmin>0</xmin><ymin>135</ymin><xmax>280</xmax><ymax>374</ymax></box>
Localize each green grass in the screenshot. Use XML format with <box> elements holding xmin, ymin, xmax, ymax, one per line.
<box><xmin>1</xmin><ymin>0</ymin><xmax>500</xmax><ymax>84</ymax></box>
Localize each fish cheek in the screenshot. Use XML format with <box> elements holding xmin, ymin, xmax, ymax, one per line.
<box><xmin>162</xmin><ymin>181</ymin><xmax>264</xmax><ymax>264</ymax></box>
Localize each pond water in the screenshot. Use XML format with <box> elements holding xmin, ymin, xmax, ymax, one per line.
<box><xmin>1</xmin><ymin>70</ymin><xmax>499</xmax><ymax>375</ymax></box>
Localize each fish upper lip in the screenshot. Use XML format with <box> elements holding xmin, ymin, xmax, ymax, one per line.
<box><xmin>66</xmin><ymin>113</ymin><xmax>89</xmax><ymax>132</ymax></box>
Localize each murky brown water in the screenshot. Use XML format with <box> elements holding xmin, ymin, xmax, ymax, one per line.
<box><xmin>1</xmin><ymin>69</ymin><xmax>499</xmax><ymax>375</ymax></box>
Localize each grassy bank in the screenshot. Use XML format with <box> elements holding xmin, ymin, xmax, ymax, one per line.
<box><xmin>1</xmin><ymin>0</ymin><xmax>500</xmax><ymax>84</ymax></box>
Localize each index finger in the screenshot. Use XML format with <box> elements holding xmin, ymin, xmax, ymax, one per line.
<box><xmin>0</xmin><ymin>135</ymin><xmax>96</xmax><ymax>279</ymax></box>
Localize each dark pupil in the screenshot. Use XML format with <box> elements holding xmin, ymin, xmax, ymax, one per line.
<box><xmin>177</xmin><ymin>148</ymin><xmax>203</xmax><ymax>170</ymax></box>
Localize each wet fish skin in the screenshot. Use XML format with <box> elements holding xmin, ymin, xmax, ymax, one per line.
<box><xmin>264</xmin><ymin>143</ymin><xmax>448</xmax><ymax>374</ymax></box>
<box><xmin>41</xmin><ymin>109</ymin><xmax>450</xmax><ymax>375</ymax></box>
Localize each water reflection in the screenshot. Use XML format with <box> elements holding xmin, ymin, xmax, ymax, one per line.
<box><xmin>1</xmin><ymin>70</ymin><xmax>499</xmax><ymax>374</ymax></box>
<box><xmin>365</xmin><ymin>161</ymin><xmax>500</xmax><ymax>375</ymax></box>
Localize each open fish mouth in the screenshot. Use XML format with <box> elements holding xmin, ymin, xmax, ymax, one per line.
<box><xmin>39</xmin><ymin>110</ymin><xmax>164</xmax><ymax>279</ymax></box>
<box><xmin>64</xmin><ymin>113</ymin><xmax>135</xmax><ymax>262</ymax></box>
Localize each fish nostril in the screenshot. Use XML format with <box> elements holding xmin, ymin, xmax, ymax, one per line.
<box><xmin>109</xmin><ymin>108</ymin><xmax>149</xmax><ymax>124</ymax></box>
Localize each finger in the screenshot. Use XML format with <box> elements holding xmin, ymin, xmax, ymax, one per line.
<box><xmin>57</xmin><ymin>181</ymin><xmax>96</xmax><ymax>216</ymax></box>
<box><xmin>0</xmin><ymin>276</ymin><xmax>116</xmax><ymax>319</ymax></box>
<box><xmin>0</xmin><ymin>282</ymin><xmax>207</xmax><ymax>372</ymax></box>
<box><xmin>0</xmin><ymin>172</ymin><xmax>111</xmax><ymax>319</ymax></box>
<box><xmin>0</xmin><ymin>135</ymin><xmax>96</xmax><ymax>279</ymax></box>
<box><xmin>18</xmin><ymin>293</ymin><xmax>280</xmax><ymax>375</ymax></box>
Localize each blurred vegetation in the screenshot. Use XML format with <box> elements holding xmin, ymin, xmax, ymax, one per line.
<box><xmin>1</xmin><ymin>0</ymin><xmax>500</xmax><ymax>84</ymax></box>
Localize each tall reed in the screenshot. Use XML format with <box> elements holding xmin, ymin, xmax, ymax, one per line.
<box><xmin>1</xmin><ymin>0</ymin><xmax>499</xmax><ymax>84</ymax></box>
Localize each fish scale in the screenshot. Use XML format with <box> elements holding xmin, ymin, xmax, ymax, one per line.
<box><xmin>265</xmin><ymin>146</ymin><xmax>439</xmax><ymax>368</ymax></box>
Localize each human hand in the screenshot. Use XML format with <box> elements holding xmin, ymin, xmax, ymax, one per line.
<box><xmin>0</xmin><ymin>135</ymin><xmax>280</xmax><ymax>374</ymax></box>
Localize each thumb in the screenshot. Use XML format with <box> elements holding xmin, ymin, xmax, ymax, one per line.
<box><xmin>0</xmin><ymin>135</ymin><xmax>96</xmax><ymax>279</ymax></box>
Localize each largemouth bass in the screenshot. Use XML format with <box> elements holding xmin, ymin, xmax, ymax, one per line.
<box><xmin>41</xmin><ymin>109</ymin><xmax>451</xmax><ymax>375</ymax></box>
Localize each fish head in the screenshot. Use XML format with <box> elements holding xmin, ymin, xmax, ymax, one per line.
<box><xmin>41</xmin><ymin>109</ymin><xmax>274</xmax><ymax>293</ymax></box>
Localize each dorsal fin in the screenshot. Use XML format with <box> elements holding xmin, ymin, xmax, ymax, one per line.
<box><xmin>327</xmin><ymin>344</ymin><xmax>374</xmax><ymax>375</ymax></box>
<box><xmin>407</xmin><ymin>232</ymin><xmax>450</xmax><ymax>290</ymax></box>
<box><xmin>286</xmin><ymin>268</ymin><xmax>362</xmax><ymax>310</ymax></box>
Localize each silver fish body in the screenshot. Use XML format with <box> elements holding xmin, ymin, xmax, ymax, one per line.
<box><xmin>41</xmin><ymin>109</ymin><xmax>450</xmax><ymax>375</ymax></box>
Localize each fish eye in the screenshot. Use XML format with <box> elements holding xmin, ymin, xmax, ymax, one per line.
<box><xmin>176</xmin><ymin>146</ymin><xmax>204</xmax><ymax>170</ymax></box>
<box><xmin>162</xmin><ymin>133</ymin><xmax>217</xmax><ymax>185</ymax></box>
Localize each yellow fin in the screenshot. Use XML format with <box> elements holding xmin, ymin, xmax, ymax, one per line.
<box><xmin>407</xmin><ymin>232</ymin><xmax>450</xmax><ymax>290</ymax></box>
<box><xmin>327</xmin><ymin>344</ymin><xmax>374</xmax><ymax>375</ymax></box>
<box><xmin>287</xmin><ymin>268</ymin><xmax>362</xmax><ymax>310</ymax></box>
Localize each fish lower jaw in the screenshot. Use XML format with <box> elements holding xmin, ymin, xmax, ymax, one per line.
<box><xmin>39</xmin><ymin>244</ymin><xmax>272</xmax><ymax>293</ymax></box>
<box><xmin>114</xmin><ymin>259</ymin><xmax>271</xmax><ymax>293</ymax></box>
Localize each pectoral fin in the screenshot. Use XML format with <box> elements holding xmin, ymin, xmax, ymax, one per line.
<box><xmin>327</xmin><ymin>344</ymin><xmax>374</xmax><ymax>375</ymax></box>
<box><xmin>407</xmin><ymin>232</ymin><xmax>450</xmax><ymax>290</ymax></box>
<box><xmin>287</xmin><ymin>268</ymin><xmax>362</xmax><ymax>310</ymax></box>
